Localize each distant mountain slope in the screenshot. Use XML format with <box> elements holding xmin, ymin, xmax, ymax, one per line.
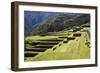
<box><xmin>24</xmin><ymin>11</ymin><xmax>60</xmax><ymax>35</ymax></box>
<box><xmin>30</xmin><ymin>13</ymin><xmax>90</xmax><ymax>35</ymax></box>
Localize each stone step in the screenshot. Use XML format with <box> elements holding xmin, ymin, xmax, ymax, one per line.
<box><xmin>25</xmin><ymin>48</ymin><xmax>48</xmax><ymax>52</ymax></box>
<box><xmin>39</xmin><ymin>39</ymin><xmax>63</xmax><ymax>41</ymax></box>
<box><xmin>33</xmin><ymin>45</ymin><xmax>54</xmax><ymax>48</ymax></box>
<box><xmin>59</xmin><ymin>36</ymin><xmax>67</xmax><ymax>38</ymax></box>
<box><xmin>24</xmin><ymin>52</ymin><xmax>38</xmax><ymax>57</ymax></box>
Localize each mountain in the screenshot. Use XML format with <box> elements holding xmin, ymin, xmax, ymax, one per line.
<box><xmin>30</xmin><ymin>13</ymin><xmax>90</xmax><ymax>35</ymax></box>
<box><xmin>24</xmin><ymin>11</ymin><xmax>60</xmax><ymax>35</ymax></box>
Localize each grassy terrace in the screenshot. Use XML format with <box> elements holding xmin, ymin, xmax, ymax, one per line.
<box><xmin>24</xmin><ymin>26</ymin><xmax>90</xmax><ymax>61</ymax></box>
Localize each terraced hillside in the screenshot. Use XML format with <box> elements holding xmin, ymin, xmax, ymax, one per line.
<box><xmin>24</xmin><ymin>23</ymin><xmax>90</xmax><ymax>61</ymax></box>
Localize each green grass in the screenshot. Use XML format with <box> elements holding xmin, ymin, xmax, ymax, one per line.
<box><xmin>25</xmin><ymin>36</ymin><xmax>59</xmax><ymax>41</ymax></box>
<box><xmin>24</xmin><ymin>29</ymin><xmax>90</xmax><ymax>61</ymax></box>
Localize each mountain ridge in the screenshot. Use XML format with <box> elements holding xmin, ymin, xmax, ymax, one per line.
<box><xmin>24</xmin><ymin>12</ymin><xmax>90</xmax><ymax>36</ymax></box>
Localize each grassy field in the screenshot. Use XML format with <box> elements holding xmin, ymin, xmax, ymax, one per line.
<box><xmin>24</xmin><ymin>24</ymin><xmax>90</xmax><ymax>61</ymax></box>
